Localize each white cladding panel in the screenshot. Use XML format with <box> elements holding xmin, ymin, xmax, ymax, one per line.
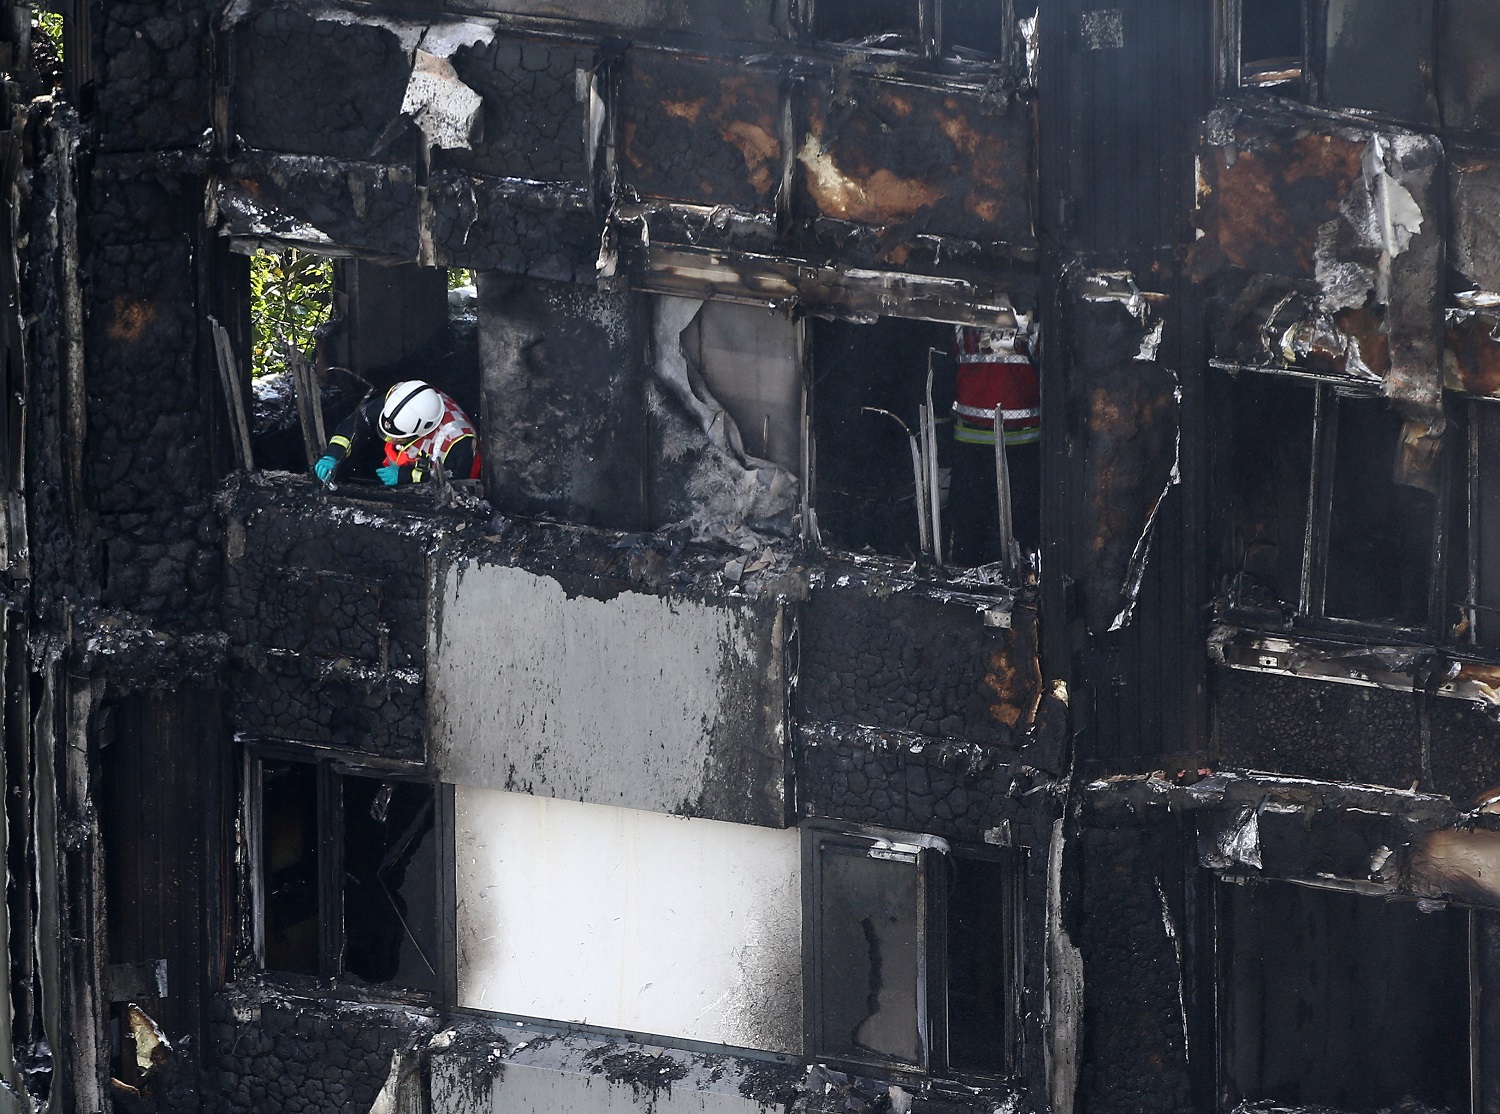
<box><xmin>455</xmin><ymin>788</ymin><xmax>803</xmax><ymax>1054</ymax></box>
<box><xmin>429</xmin><ymin>561</ymin><xmax>785</xmax><ymax>825</ymax></box>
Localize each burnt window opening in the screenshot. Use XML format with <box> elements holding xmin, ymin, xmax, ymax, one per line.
<box><xmin>812</xmin><ymin>0</ymin><xmax>924</xmax><ymax>52</ymax></box>
<box><xmin>1229</xmin><ymin>0</ymin><xmax>1439</xmax><ymax>123</ymax></box>
<box><xmin>812</xmin><ymin>315</ymin><xmax>1039</xmax><ymax>569</ymax></box>
<box><xmin>260</xmin><ymin>759</ymin><xmax>320</xmax><ymax>975</ymax></box>
<box><xmin>805</xmin><ymin>828</ymin><xmax>1023</xmax><ymax>1079</ymax></box>
<box><xmin>237</xmin><ymin>250</ymin><xmax>482</xmax><ymax>482</ymax></box>
<box><xmin>1237</xmin><ymin>0</ymin><xmax>1305</xmax><ymax>89</ymax></box>
<box><xmin>254</xmin><ymin>752</ymin><xmax>440</xmax><ymax>995</ymax></box>
<box><xmin>1218</xmin><ymin>371</ymin><xmax>1444</xmax><ymax>632</ymax></box>
<box><xmin>942</xmin><ymin>0</ymin><xmax>1034</xmax><ymax>63</ymax></box>
<box><xmin>1319</xmin><ymin>0</ymin><xmax>1436</xmax><ymax>124</ymax></box>
<box><xmin>1224</xmin><ymin>879</ymin><xmax>1472</xmax><ymax>1113</ymax></box>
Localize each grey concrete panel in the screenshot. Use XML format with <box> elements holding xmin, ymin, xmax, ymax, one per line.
<box><xmin>429</xmin><ymin>556</ymin><xmax>789</xmax><ymax>825</ymax></box>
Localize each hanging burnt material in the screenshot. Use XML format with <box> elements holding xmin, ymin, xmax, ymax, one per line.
<box><xmin>1066</xmin><ymin>270</ymin><xmax>1178</xmax><ymax>634</ymax></box>
<box><xmin>1192</xmin><ymin>105</ymin><xmax>1447</xmax><ymax>492</ymax></box>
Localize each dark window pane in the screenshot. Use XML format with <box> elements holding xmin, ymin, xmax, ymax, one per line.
<box><xmin>814</xmin><ymin>835</ymin><xmax>925</xmax><ymax>1067</ymax></box>
<box><xmin>1438</xmin><ymin>0</ymin><xmax>1500</xmax><ymax>131</ymax></box>
<box><xmin>1227</xmin><ymin>881</ymin><xmax>1470</xmax><ymax>1112</ymax></box>
<box><xmin>946</xmin><ymin>854</ymin><xmax>1018</xmax><ymax>1075</ymax></box>
<box><xmin>814</xmin><ymin>0</ymin><xmax>920</xmax><ymax>47</ymax></box>
<box><xmin>1324</xmin><ymin>398</ymin><xmax>1436</xmax><ymax>625</ymax></box>
<box><xmin>1222</xmin><ymin>373</ymin><xmax>1314</xmax><ymax>610</ymax></box>
<box><xmin>1321</xmin><ymin>0</ymin><xmax>1436</xmax><ymax>123</ymax></box>
<box><xmin>945</xmin><ymin>0</ymin><xmax>1006</xmax><ymax>59</ymax></box>
<box><xmin>342</xmin><ymin>778</ymin><xmax>439</xmax><ymax>992</ymax></box>
<box><xmin>262</xmin><ymin>760</ymin><xmax>320</xmax><ymax>974</ymax></box>
<box><xmin>1475</xmin><ymin>404</ymin><xmax>1500</xmax><ymax>644</ymax></box>
<box><xmin>1241</xmin><ymin>0</ymin><xmax>1302</xmax><ymax>71</ymax></box>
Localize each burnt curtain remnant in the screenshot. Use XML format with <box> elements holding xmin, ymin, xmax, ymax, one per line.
<box><xmin>3</xmin><ymin>0</ymin><xmax>1500</xmax><ymax>1112</ymax></box>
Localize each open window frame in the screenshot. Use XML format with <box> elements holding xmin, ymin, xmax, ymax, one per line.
<box><xmin>243</xmin><ymin>738</ymin><xmax>453</xmax><ymax>1003</ymax></box>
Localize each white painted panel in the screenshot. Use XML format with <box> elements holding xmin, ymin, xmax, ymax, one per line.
<box><xmin>430</xmin><ymin>561</ymin><xmax>786</xmax><ymax>825</ymax></box>
<box><xmin>455</xmin><ymin>788</ymin><xmax>803</xmax><ymax>1054</ymax></box>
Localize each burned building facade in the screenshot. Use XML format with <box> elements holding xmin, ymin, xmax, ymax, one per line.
<box><xmin>0</xmin><ymin>0</ymin><xmax>1497</xmax><ymax>1111</ymax></box>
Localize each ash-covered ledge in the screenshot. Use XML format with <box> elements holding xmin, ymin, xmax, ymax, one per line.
<box><xmin>1211</xmin><ymin>624</ymin><xmax>1500</xmax><ymax>707</ymax></box>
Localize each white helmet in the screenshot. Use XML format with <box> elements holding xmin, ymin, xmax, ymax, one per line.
<box><xmin>379</xmin><ymin>381</ymin><xmax>444</xmax><ymax>441</ymax></box>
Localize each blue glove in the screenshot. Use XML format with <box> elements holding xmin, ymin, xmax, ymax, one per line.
<box><xmin>376</xmin><ymin>463</ymin><xmax>402</xmax><ymax>486</ymax></box>
<box><xmin>314</xmin><ymin>455</ymin><xmax>338</xmax><ymax>484</ymax></box>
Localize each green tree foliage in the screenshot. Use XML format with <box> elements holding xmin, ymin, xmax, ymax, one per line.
<box><xmin>249</xmin><ymin>248</ymin><xmax>334</xmax><ymax>378</ymax></box>
<box><xmin>34</xmin><ymin>9</ymin><xmax>62</xmax><ymax>55</ymax></box>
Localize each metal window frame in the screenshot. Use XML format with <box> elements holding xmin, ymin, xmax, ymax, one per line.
<box><xmin>1220</xmin><ymin>0</ymin><xmax>1316</xmax><ymax>99</ymax></box>
<box><xmin>802</xmin><ymin>823</ymin><xmax>1025</xmax><ymax>1082</ymax></box>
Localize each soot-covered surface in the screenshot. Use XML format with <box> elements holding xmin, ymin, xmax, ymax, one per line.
<box><xmin>1213</xmin><ymin>667</ymin><xmax>1500</xmax><ymax>802</ymax></box>
<box><xmin>797</xmin><ymin>585</ymin><xmax>1024</xmax><ymax>744</ymax></box>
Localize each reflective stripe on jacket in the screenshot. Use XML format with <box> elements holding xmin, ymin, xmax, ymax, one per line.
<box><xmin>951</xmin><ymin>325</ymin><xmax>1040</xmax><ymax>447</ymax></box>
<box><xmin>383</xmin><ymin>390</ymin><xmax>481</xmax><ymax>480</ymax></box>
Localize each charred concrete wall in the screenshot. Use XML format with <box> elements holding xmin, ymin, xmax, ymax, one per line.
<box><xmin>206</xmin><ymin>987</ymin><xmax>439</xmax><ymax>1114</ymax></box>
<box><xmin>221</xmin><ymin>476</ymin><xmax>476</xmax><ymax>759</ymax></box>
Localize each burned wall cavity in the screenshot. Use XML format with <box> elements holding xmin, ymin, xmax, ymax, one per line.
<box><xmin>85</xmin><ymin>156</ymin><xmax>223</xmax><ymax>625</ymax></box>
<box><xmin>97</xmin><ymin>0</ymin><xmax>211</xmax><ymax>152</ymax></box>
<box><xmin>438</xmin><ymin>37</ymin><xmax>592</xmax><ymax>183</ymax></box>
<box><xmin>1073</xmin><ymin>819</ymin><xmax>1192</xmax><ymax>1114</ymax></box>
<box><xmin>222</xmin><ymin>480</ymin><xmax>455</xmax><ymax>758</ymax></box>
<box><xmin>797</xmin><ymin>77</ymin><xmax>1035</xmax><ymax>250</ymax></box>
<box><xmin>231</xmin><ymin>9</ymin><xmax>415</xmax><ymax>162</ymax></box>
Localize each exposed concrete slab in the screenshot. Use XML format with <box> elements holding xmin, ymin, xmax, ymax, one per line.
<box><xmin>429</xmin><ymin>556</ymin><xmax>789</xmax><ymax>826</ymax></box>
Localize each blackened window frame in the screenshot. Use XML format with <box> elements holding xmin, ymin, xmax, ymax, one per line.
<box><xmin>801</xmin><ymin>0</ymin><xmax>1024</xmax><ymax>68</ymax></box>
<box><xmin>244</xmin><ymin>738</ymin><xmax>451</xmax><ymax>1002</ymax></box>
<box><xmin>802</xmin><ymin>824</ymin><xmax>1025</xmax><ymax>1083</ymax></box>
<box><xmin>1212</xmin><ymin>366</ymin><xmax>1463</xmax><ymax>643</ymax></box>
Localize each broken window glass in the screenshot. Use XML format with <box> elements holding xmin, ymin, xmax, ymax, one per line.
<box><xmin>1323</xmin><ymin>396</ymin><xmax>1438</xmax><ymax>626</ymax></box>
<box><xmin>1239</xmin><ymin>0</ymin><xmax>1303</xmax><ymax>87</ymax></box>
<box><xmin>1226</xmin><ymin>880</ymin><xmax>1470</xmax><ymax>1112</ymax></box>
<box><xmin>945</xmin><ymin>852</ymin><xmax>1020</xmax><ymax>1076</ymax></box>
<box><xmin>342</xmin><ymin>777</ymin><xmax>440</xmax><ymax>993</ymax></box>
<box><xmin>260</xmin><ymin>760</ymin><xmax>320</xmax><ymax>975</ymax></box>
<box><xmin>811</xmin><ymin>832</ymin><xmax>927</xmax><ymax>1069</ymax></box>
<box><xmin>813</xmin><ymin>0</ymin><xmax>921</xmax><ymax>50</ymax></box>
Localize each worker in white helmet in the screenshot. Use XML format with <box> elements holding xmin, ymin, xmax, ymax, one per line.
<box><xmin>313</xmin><ymin>380</ymin><xmax>481</xmax><ymax>486</ymax></box>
